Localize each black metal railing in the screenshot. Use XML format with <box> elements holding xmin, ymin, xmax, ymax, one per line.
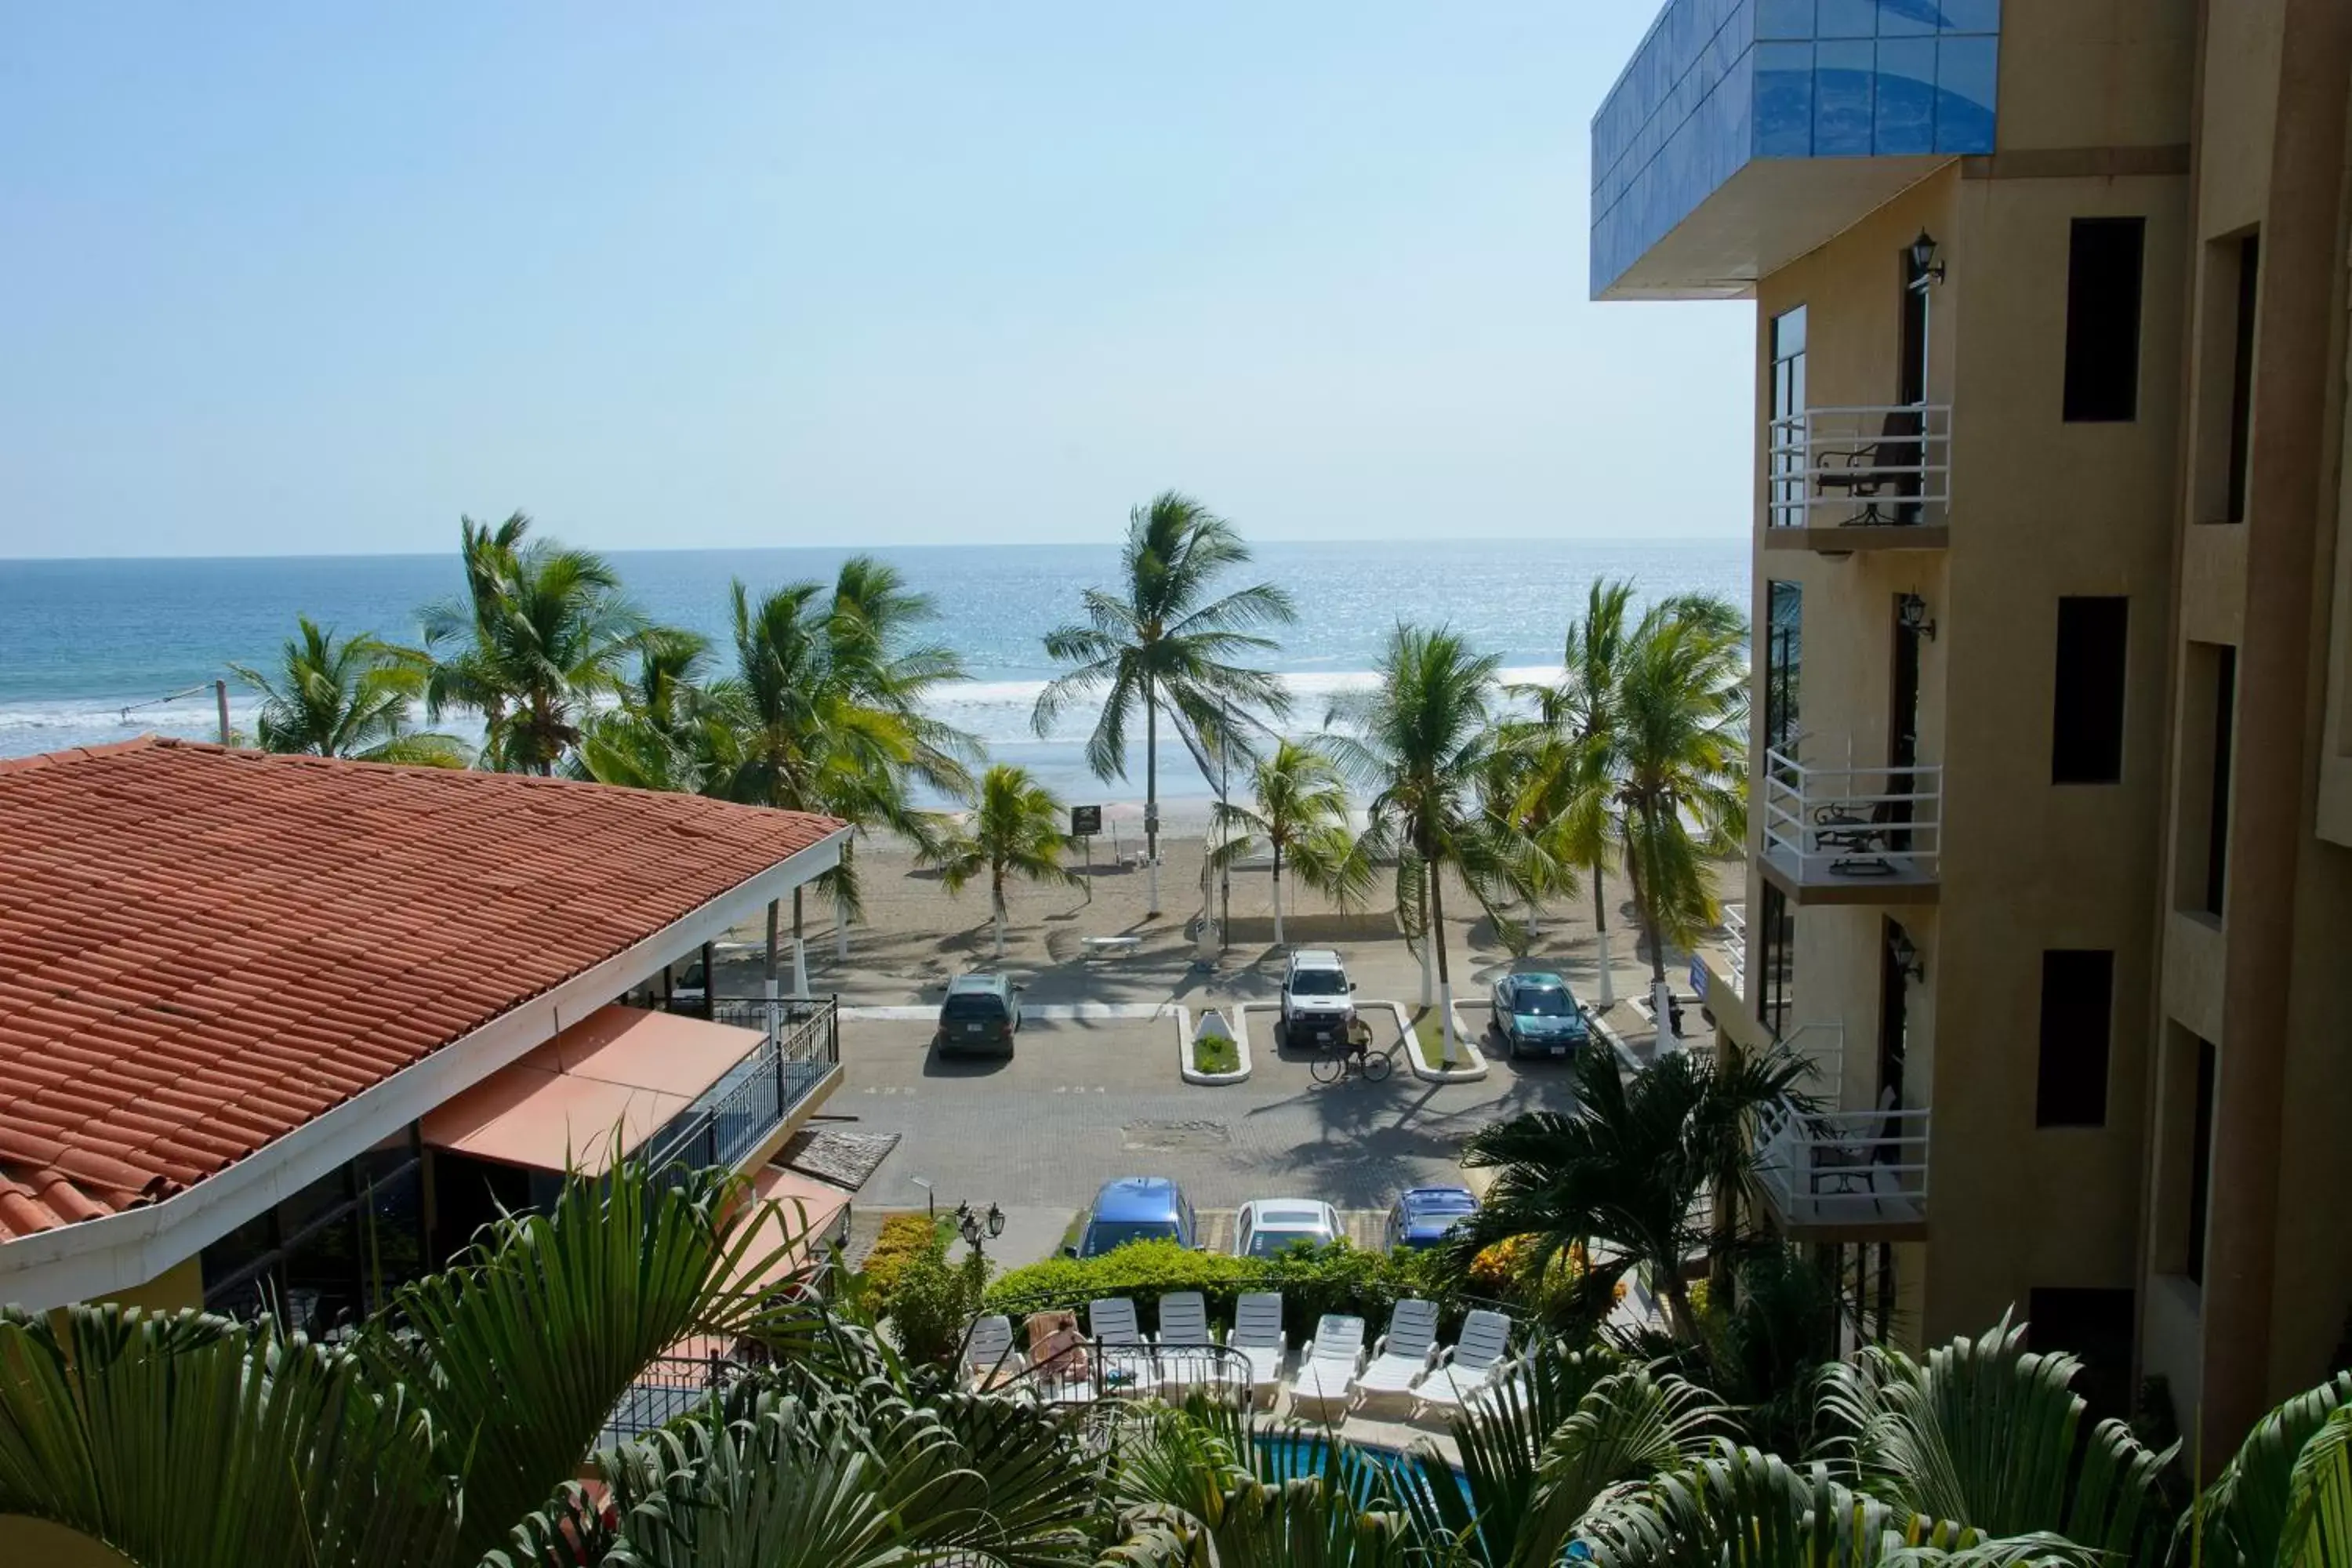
<box><xmin>989</xmin><ymin>1335</ymin><xmax>1258</xmax><ymax>1406</ymax></box>
<box><xmin>643</xmin><ymin>998</ymin><xmax>840</xmax><ymax>1174</ymax></box>
<box><xmin>600</xmin><ymin>1349</ymin><xmax>755</xmax><ymax>1448</ymax></box>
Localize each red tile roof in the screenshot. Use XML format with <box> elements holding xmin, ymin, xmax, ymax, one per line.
<box><xmin>0</xmin><ymin>739</ymin><xmax>841</xmax><ymax>1241</ymax></box>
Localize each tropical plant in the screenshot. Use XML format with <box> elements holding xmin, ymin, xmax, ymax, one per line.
<box><xmin>230</xmin><ymin>616</ymin><xmax>466</xmax><ymax>766</ymax></box>
<box><xmin>1324</xmin><ymin>624</ymin><xmax>1534</xmax><ymax>1059</ymax></box>
<box><xmin>1033</xmin><ymin>492</ymin><xmax>1297</xmax><ymax>915</ymax></box>
<box><xmin>1208</xmin><ymin>739</ymin><xmax>1370</xmax><ymax>946</ymax></box>
<box><xmin>2188</xmin><ymin>1368</ymin><xmax>2352</xmax><ymax>1568</ymax></box>
<box><xmin>920</xmin><ymin>762</ymin><xmax>1083</xmax><ymax>959</ymax></box>
<box><xmin>1454</xmin><ymin>1043</ymin><xmax>1811</xmax><ymax>1345</ymax></box>
<box><xmin>419</xmin><ymin>512</ymin><xmax>655</xmax><ymax>774</ymax></box>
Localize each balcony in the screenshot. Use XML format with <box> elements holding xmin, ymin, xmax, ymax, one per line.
<box><xmin>644</xmin><ymin>998</ymin><xmax>841</xmax><ymax>1174</ymax></box>
<box><xmin>1761</xmin><ymin>746</ymin><xmax>1940</xmax><ymax>903</ymax></box>
<box><xmin>1591</xmin><ymin>0</ymin><xmax>2000</xmax><ymax>299</ymax></box>
<box><xmin>1754</xmin><ymin>1094</ymin><xmax>1929</xmax><ymax>1240</ymax></box>
<box><xmin>1767</xmin><ymin>404</ymin><xmax>1951</xmax><ymax>550</ymax></box>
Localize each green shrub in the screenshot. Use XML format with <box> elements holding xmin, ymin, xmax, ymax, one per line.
<box><xmin>862</xmin><ymin>1213</ymin><xmax>949</xmax><ymax>1312</ymax></box>
<box><xmin>891</xmin><ymin>1250</ymin><xmax>986</xmax><ymax>1368</ymax></box>
<box><xmin>1192</xmin><ymin>1032</ymin><xmax>1240</xmax><ymax>1074</ymax></box>
<box><xmin>984</xmin><ymin>1239</ymin><xmax>1465</xmax><ymax>1338</ymax></box>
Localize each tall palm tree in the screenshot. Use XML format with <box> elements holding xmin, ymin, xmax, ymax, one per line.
<box><xmin>229</xmin><ymin>617</ymin><xmax>466</xmax><ymax>766</ymax></box>
<box><xmin>1612</xmin><ymin>595</ymin><xmax>1748</xmax><ymax>1029</ymax></box>
<box><xmin>1033</xmin><ymin>492</ymin><xmax>1296</xmax><ymax>916</ymax></box>
<box><xmin>419</xmin><ymin>512</ymin><xmax>652</xmax><ymax>774</ymax></box>
<box><xmin>1503</xmin><ymin>578</ymin><xmax>1639</xmax><ymax>1004</ymax></box>
<box><xmin>1454</xmin><ymin>1044</ymin><xmax>1810</xmax><ymax>1343</ymax></box>
<box><xmin>1324</xmin><ymin>624</ymin><xmax>1530</xmax><ymax>1060</ymax></box>
<box><xmin>1207</xmin><ymin>739</ymin><xmax>1370</xmax><ymax>947</ymax></box>
<box><xmin>920</xmin><ymin>763</ymin><xmax>1083</xmax><ymax>960</ymax></box>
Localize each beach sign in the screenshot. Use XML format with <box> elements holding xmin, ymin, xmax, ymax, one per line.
<box><xmin>1070</xmin><ymin>804</ymin><xmax>1102</xmax><ymax>836</ymax></box>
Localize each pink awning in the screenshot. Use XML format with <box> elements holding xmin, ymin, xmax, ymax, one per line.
<box><xmin>421</xmin><ymin>1005</ymin><xmax>765</xmax><ymax>1174</ymax></box>
<box><xmin>724</xmin><ymin>1164</ymin><xmax>855</xmax><ymax>1295</ymax></box>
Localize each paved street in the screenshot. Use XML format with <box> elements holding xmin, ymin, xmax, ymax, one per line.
<box><xmin>822</xmin><ymin>1014</ymin><xmax>1584</xmax><ymax>1223</ymax></box>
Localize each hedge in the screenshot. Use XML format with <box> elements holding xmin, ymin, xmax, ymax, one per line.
<box><xmin>862</xmin><ymin>1213</ymin><xmax>949</xmax><ymax>1312</ymax></box>
<box><xmin>981</xmin><ymin>1240</ymin><xmax>1473</xmax><ymax>1340</ymax></box>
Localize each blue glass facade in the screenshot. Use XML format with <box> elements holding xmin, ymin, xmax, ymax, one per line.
<box><xmin>1592</xmin><ymin>0</ymin><xmax>1999</xmax><ymax>296</ymax></box>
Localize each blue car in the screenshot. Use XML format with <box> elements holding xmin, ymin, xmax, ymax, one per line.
<box><xmin>1385</xmin><ymin>1186</ymin><xmax>1479</xmax><ymax>1250</ymax></box>
<box><xmin>1069</xmin><ymin>1176</ymin><xmax>1198</xmax><ymax>1258</ymax></box>
<box><xmin>1490</xmin><ymin>971</ymin><xmax>1591</xmax><ymax>1059</ymax></box>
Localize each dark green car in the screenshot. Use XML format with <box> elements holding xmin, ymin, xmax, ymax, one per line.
<box><xmin>938</xmin><ymin>972</ymin><xmax>1021</xmax><ymax>1055</ymax></box>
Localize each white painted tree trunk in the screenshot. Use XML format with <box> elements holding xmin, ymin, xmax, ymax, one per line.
<box><xmin>1146</xmin><ymin>855</ymin><xmax>1160</xmax><ymax>917</ymax></box>
<box><xmin>1272</xmin><ymin>868</ymin><xmax>1285</xmax><ymax>948</ymax></box>
<box><xmin>993</xmin><ymin>891</ymin><xmax>1007</xmax><ymax>960</ymax></box>
<box><xmin>790</xmin><ymin>938</ymin><xmax>809</xmax><ymax>999</ymax></box>
<box><xmin>1653</xmin><ymin>978</ymin><xmax>1679</xmax><ymax>1052</ymax></box>
<box><xmin>1438</xmin><ymin>978</ymin><xmax>1458</xmax><ymax>1062</ymax></box>
<box><xmin>1419</xmin><ymin>865</ymin><xmax>1436</xmax><ymax>1005</ymax></box>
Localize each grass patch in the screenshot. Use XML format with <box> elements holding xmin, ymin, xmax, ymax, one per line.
<box><xmin>1410</xmin><ymin>1013</ymin><xmax>1466</xmax><ymax>1070</ymax></box>
<box><xmin>1191</xmin><ymin>1031</ymin><xmax>1240</xmax><ymax>1075</ymax></box>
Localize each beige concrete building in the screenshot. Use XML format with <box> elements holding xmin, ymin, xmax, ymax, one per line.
<box><xmin>1595</xmin><ymin>0</ymin><xmax>2352</xmax><ymax>1456</ymax></box>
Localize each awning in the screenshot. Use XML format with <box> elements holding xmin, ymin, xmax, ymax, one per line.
<box><xmin>723</xmin><ymin>1164</ymin><xmax>855</xmax><ymax>1296</ymax></box>
<box><xmin>421</xmin><ymin>1005</ymin><xmax>765</xmax><ymax>1174</ymax></box>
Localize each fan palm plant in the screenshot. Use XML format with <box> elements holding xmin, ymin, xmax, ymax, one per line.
<box><xmin>1611</xmin><ymin>594</ymin><xmax>1748</xmax><ymax>1025</ymax></box>
<box><xmin>1207</xmin><ymin>739</ymin><xmax>1371</xmax><ymax>946</ymax></box>
<box><xmin>1033</xmin><ymin>492</ymin><xmax>1296</xmax><ymax>916</ymax></box>
<box><xmin>920</xmin><ymin>763</ymin><xmax>1083</xmax><ymax>960</ymax></box>
<box><xmin>419</xmin><ymin>512</ymin><xmax>654</xmax><ymax>774</ymax></box>
<box><xmin>1454</xmin><ymin>1043</ymin><xmax>1810</xmax><ymax>1344</ymax></box>
<box><xmin>230</xmin><ymin>616</ymin><xmax>466</xmax><ymax>766</ymax></box>
<box><xmin>1324</xmin><ymin>624</ymin><xmax>1532</xmax><ymax>1060</ymax></box>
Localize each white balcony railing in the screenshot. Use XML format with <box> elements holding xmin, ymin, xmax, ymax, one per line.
<box><xmin>1769</xmin><ymin>404</ymin><xmax>1951</xmax><ymax>531</ymax></box>
<box><xmin>1762</xmin><ymin>747</ymin><xmax>1941</xmax><ymax>884</ymax></box>
<box><xmin>1755</xmin><ymin>1095</ymin><xmax>1929</xmax><ymax>1231</ymax></box>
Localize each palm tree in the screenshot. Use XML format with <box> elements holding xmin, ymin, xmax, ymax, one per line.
<box><xmin>1503</xmin><ymin>578</ymin><xmax>1639</xmax><ymax>1005</ymax></box>
<box><xmin>1454</xmin><ymin>1044</ymin><xmax>1811</xmax><ymax>1343</ymax></box>
<box><xmin>920</xmin><ymin>763</ymin><xmax>1083</xmax><ymax>960</ymax></box>
<box><xmin>1207</xmin><ymin>739</ymin><xmax>1370</xmax><ymax>947</ymax></box>
<box><xmin>1033</xmin><ymin>492</ymin><xmax>1296</xmax><ymax>916</ymax></box>
<box><xmin>229</xmin><ymin>617</ymin><xmax>466</xmax><ymax>766</ymax></box>
<box><xmin>1324</xmin><ymin>624</ymin><xmax>1531</xmax><ymax>1061</ymax></box>
<box><xmin>419</xmin><ymin>512</ymin><xmax>652</xmax><ymax>774</ymax></box>
<box><xmin>1612</xmin><ymin>595</ymin><xmax>1748</xmax><ymax>1029</ymax></box>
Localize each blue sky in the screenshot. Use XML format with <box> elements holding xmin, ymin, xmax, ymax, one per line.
<box><xmin>0</xmin><ymin>3</ymin><xmax>1748</xmax><ymax>557</ymax></box>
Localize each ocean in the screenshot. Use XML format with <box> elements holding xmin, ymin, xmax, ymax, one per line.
<box><xmin>0</xmin><ymin>539</ymin><xmax>1744</xmax><ymax>807</ymax></box>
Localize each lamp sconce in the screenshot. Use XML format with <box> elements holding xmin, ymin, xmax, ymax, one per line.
<box><xmin>1909</xmin><ymin>229</ymin><xmax>1947</xmax><ymax>286</ymax></box>
<box><xmin>955</xmin><ymin>1200</ymin><xmax>1007</xmax><ymax>1248</ymax></box>
<box><xmin>1898</xmin><ymin>593</ymin><xmax>1938</xmax><ymax>641</ymax></box>
<box><xmin>1888</xmin><ymin>929</ymin><xmax>1926</xmax><ymax>984</ymax></box>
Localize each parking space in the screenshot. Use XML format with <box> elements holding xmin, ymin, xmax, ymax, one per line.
<box><xmin>824</xmin><ymin>1011</ymin><xmax>1582</xmax><ymax>1222</ymax></box>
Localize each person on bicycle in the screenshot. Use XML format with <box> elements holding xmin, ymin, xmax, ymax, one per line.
<box><xmin>1345</xmin><ymin>1014</ymin><xmax>1375</xmax><ymax>1062</ymax></box>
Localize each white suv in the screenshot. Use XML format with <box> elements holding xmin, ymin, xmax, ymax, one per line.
<box><xmin>1279</xmin><ymin>949</ymin><xmax>1356</xmax><ymax>1048</ymax></box>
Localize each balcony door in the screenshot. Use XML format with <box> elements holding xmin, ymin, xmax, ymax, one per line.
<box><xmin>1896</xmin><ymin>251</ymin><xmax>1931</xmax><ymax>519</ymax></box>
<box><xmin>1888</xmin><ymin>595</ymin><xmax>1924</xmax><ymax>847</ymax></box>
<box><xmin>1877</xmin><ymin>918</ymin><xmax>1911</xmax><ymax>1105</ymax></box>
<box><xmin>1771</xmin><ymin>307</ymin><xmax>1808</xmax><ymax>530</ymax></box>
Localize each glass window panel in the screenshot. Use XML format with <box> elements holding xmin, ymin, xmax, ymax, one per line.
<box><xmin>1755</xmin><ymin>42</ymin><xmax>1816</xmax><ymax>157</ymax></box>
<box><xmin>361</xmin><ymin>1163</ymin><xmax>428</xmax><ymax>1312</ymax></box>
<box><xmin>1878</xmin><ymin>0</ymin><xmax>1940</xmax><ymax>36</ymax></box>
<box><xmin>277</xmin><ymin>1163</ymin><xmax>353</xmax><ymax>1242</ymax></box>
<box><xmin>1817</xmin><ymin>0</ymin><xmax>1878</xmax><ymax>38</ymax></box>
<box><xmin>1814</xmin><ymin>40</ymin><xmax>1875</xmax><ymax>155</ymax></box>
<box><xmin>1935</xmin><ymin>34</ymin><xmax>1998</xmax><ymax>151</ymax></box>
<box><xmin>1875</xmin><ymin>38</ymin><xmax>1938</xmax><ymax>153</ymax></box>
<box><xmin>282</xmin><ymin>1207</ymin><xmax>365</xmax><ymax>1341</ymax></box>
<box><xmin>1756</xmin><ymin>0</ymin><xmax>1815</xmax><ymax>41</ymax></box>
<box><xmin>200</xmin><ymin>1207</ymin><xmax>278</xmax><ymax>1297</ymax></box>
<box><xmin>1939</xmin><ymin>0</ymin><xmax>2000</xmax><ymax>31</ymax></box>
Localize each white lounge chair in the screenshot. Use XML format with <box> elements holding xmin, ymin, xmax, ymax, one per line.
<box><xmin>963</xmin><ymin>1314</ymin><xmax>1027</xmax><ymax>1390</ymax></box>
<box><xmin>1411</xmin><ymin>1309</ymin><xmax>1513</xmax><ymax>1422</ymax></box>
<box><xmin>1154</xmin><ymin>1290</ymin><xmax>1217</xmax><ymax>1395</ymax></box>
<box><xmin>1090</xmin><ymin>1296</ymin><xmax>1153</xmax><ymax>1396</ymax></box>
<box><xmin>1284</xmin><ymin>1313</ymin><xmax>1367</xmax><ymax>1423</ymax></box>
<box><xmin>1349</xmin><ymin>1298</ymin><xmax>1440</xmax><ymax>1414</ymax></box>
<box><xmin>1231</xmin><ymin>1291</ymin><xmax>1288</xmax><ymax>1408</ymax></box>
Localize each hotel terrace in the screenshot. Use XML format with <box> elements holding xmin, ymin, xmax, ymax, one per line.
<box><xmin>0</xmin><ymin>737</ymin><xmax>849</xmax><ymax>1320</ymax></box>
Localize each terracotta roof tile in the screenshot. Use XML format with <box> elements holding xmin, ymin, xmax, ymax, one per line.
<box><xmin>0</xmin><ymin>739</ymin><xmax>839</xmax><ymax>1242</ymax></box>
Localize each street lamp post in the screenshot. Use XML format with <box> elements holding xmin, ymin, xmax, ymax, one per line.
<box><xmin>955</xmin><ymin>1200</ymin><xmax>1007</xmax><ymax>1259</ymax></box>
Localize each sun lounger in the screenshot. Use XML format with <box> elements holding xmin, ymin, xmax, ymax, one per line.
<box><xmin>1410</xmin><ymin>1309</ymin><xmax>1512</xmax><ymax>1422</ymax></box>
<box><xmin>1231</xmin><ymin>1291</ymin><xmax>1287</xmax><ymax>1408</ymax></box>
<box><xmin>1090</xmin><ymin>1296</ymin><xmax>1154</xmax><ymax>1396</ymax></box>
<box><xmin>1154</xmin><ymin>1290</ymin><xmax>1216</xmax><ymax>1394</ymax></box>
<box><xmin>1349</xmin><ymin>1298</ymin><xmax>1440</xmax><ymax>1414</ymax></box>
<box><xmin>963</xmin><ymin>1314</ymin><xmax>1028</xmax><ymax>1391</ymax></box>
<box><xmin>1284</xmin><ymin>1313</ymin><xmax>1366</xmax><ymax>1424</ymax></box>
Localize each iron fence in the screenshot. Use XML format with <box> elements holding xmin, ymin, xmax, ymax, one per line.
<box><xmin>643</xmin><ymin>998</ymin><xmax>839</xmax><ymax>1174</ymax></box>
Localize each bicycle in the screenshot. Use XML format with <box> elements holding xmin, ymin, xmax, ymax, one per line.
<box><xmin>1310</xmin><ymin>1018</ymin><xmax>1392</xmax><ymax>1084</ymax></box>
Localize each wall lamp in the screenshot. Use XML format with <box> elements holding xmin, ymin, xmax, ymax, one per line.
<box><xmin>1910</xmin><ymin>229</ymin><xmax>1947</xmax><ymax>285</ymax></box>
<box><xmin>1899</xmin><ymin>593</ymin><xmax>1938</xmax><ymax>641</ymax></box>
<box><xmin>1889</xmin><ymin>928</ymin><xmax>1926</xmax><ymax>984</ymax></box>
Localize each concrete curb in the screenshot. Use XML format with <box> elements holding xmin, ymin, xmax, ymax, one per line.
<box><xmin>840</xmin><ymin>1003</ymin><xmax>1182</xmax><ymax>1023</ymax></box>
<box><xmin>1363</xmin><ymin>1000</ymin><xmax>1490</xmax><ymax>1083</ymax></box>
<box><xmin>1179</xmin><ymin>1004</ymin><xmax>1250</xmax><ymax>1086</ymax></box>
<box><xmin>1588</xmin><ymin>1006</ymin><xmax>1645</xmax><ymax>1074</ymax></box>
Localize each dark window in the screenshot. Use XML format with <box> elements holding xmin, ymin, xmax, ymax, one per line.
<box><xmin>1770</xmin><ymin>308</ymin><xmax>1809</xmax><ymax>529</ymax></box>
<box><xmin>1766</xmin><ymin>581</ymin><xmax>1802</xmax><ymax>756</ymax></box>
<box><xmin>2053</xmin><ymin>597</ymin><xmax>2129</xmax><ymax>782</ymax></box>
<box><xmin>2227</xmin><ymin>234</ymin><xmax>2260</xmax><ymax>521</ymax></box>
<box><xmin>2063</xmin><ymin>218</ymin><xmax>2146</xmax><ymax>422</ymax></box>
<box><xmin>2205</xmin><ymin>646</ymin><xmax>2238</xmax><ymax>917</ymax></box>
<box><xmin>2035</xmin><ymin>949</ymin><xmax>2115</xmax><ymax>1127</ymax></box>
<box><xmin>2027</xmin><ymin>1287</ymin><xmax>2137</xmax><ymax>1423</ymax></box>
<box><xmin>201</xmin><ymin>1148</ymin><xmax>429</xmax><ymax>1331</ymax></box>
<box><xmin>2187</xmin><ymin>1037</ymin><xmax>2217</xmax><ymax>1285</ymax></box>
<box><xmin>1759</xmin><ymin>883</ymin><xmax>1795</xmax><ymax>1038</ymax></box>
